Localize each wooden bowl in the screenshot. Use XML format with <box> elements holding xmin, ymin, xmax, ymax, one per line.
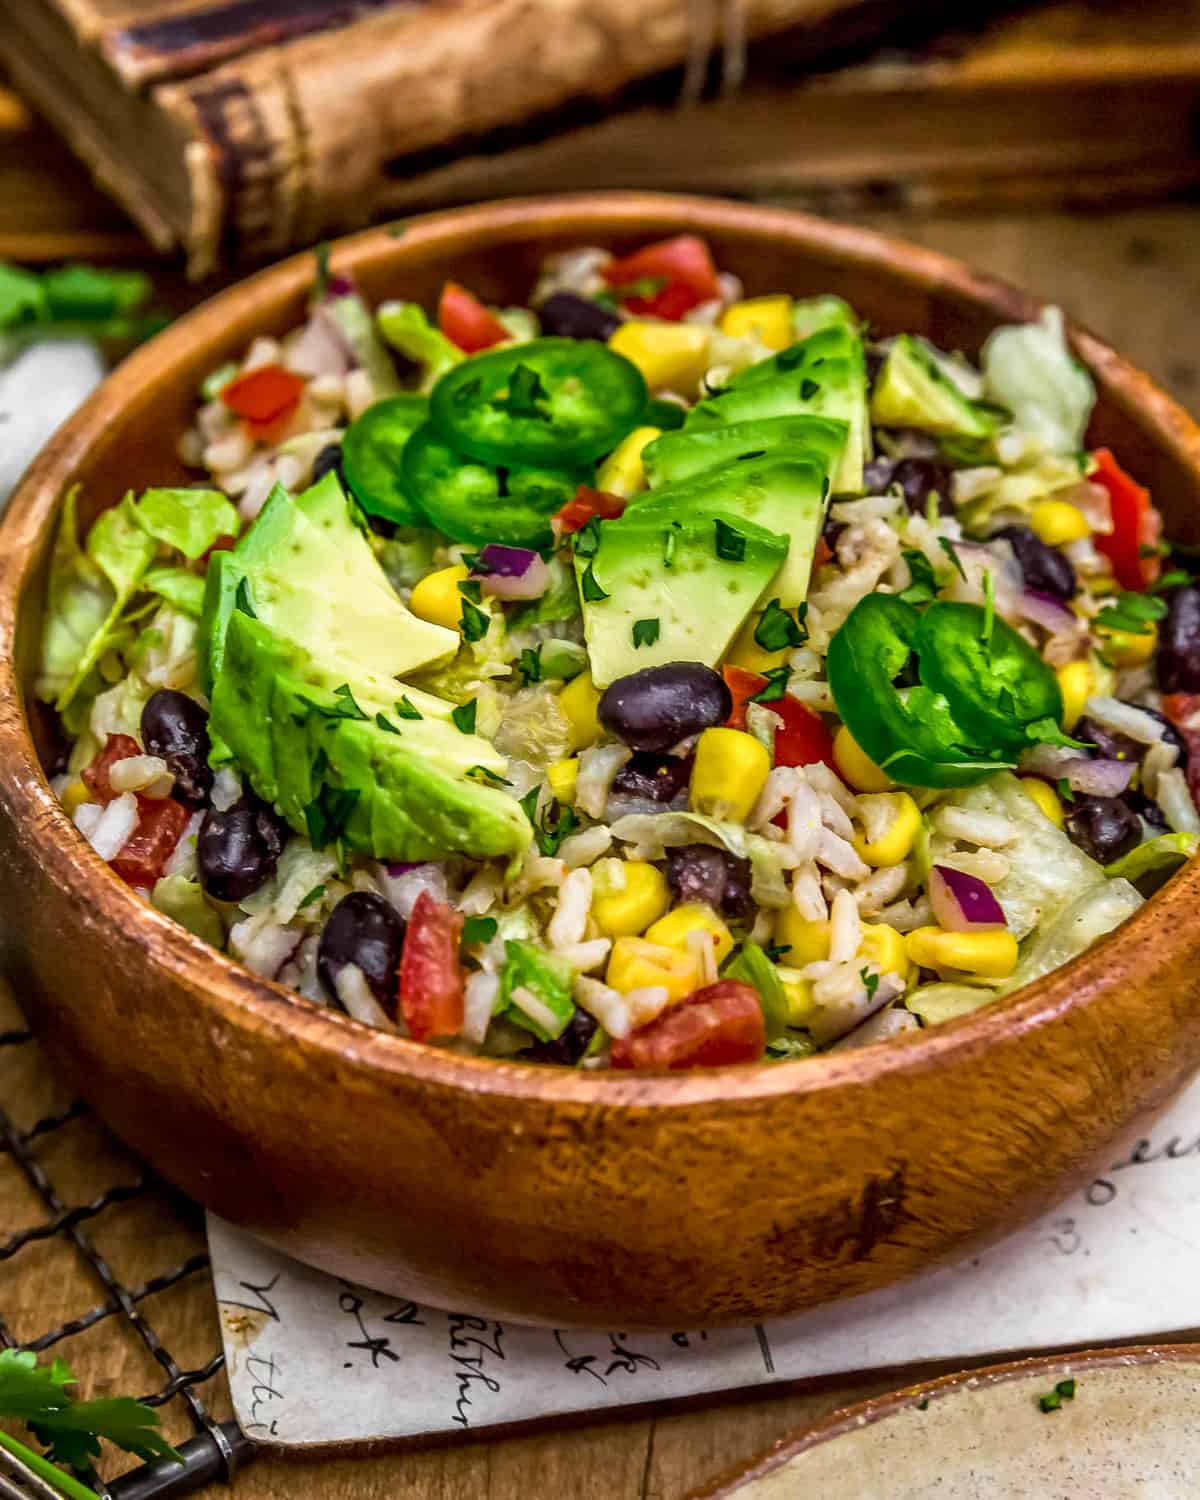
<box><xmin>2</xmin><ymin>194</ymin><xmax>1200</xmax><ymax>1330</ymax></box>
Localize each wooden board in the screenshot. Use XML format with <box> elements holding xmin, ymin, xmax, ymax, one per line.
<box><xmin>3</xmin><ymin>201</ymin><xmax>1200</xmax><ymax>1498</ymax></box>
<box><xmin>4</xmin><ymin>0</ymin><xmax>1200</xmax><ymax>269</ymax></box>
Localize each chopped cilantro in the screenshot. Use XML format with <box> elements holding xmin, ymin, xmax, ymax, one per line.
<box><xmin>580</xmin><ymin>562</ymin><xmax>609</xmax><ymax>602</ymax></box>
<box><xmin>386</xmin><ymin>222</ymin><xmax>407</xmax><ymax>239</ymax></box>
<box><xmin>632</xmin><ymin>618</ymin><xmax>660</xmax><ymax>648</ymax></box>
<box><xmin>304</xmin><ymin>785</ymin><xmax>360</xmax><ymax>849</ymax></box>
<box><xmin>763</xmin><ymin>942</ymin><xmax>792</xmax><ymax>962</ymax></box>
<box><xmin>800</xmin><ymin>377</ymin><xmax>820</xmax><ymax>401</ymax></box>
<box><xmin>1057</xmin><ymin>776</ymin><xmax>1075</xmax><ymax>803</ymax></box>
<box><xmin>467</xmin><ymin>764</ymin><xmax>513</xmax><ymax>787</ymax></box>
<box><xmin>572</xmin><ymin>517</ymin><xmax>602</xmax><ymax>558</ymax></box>
<box><xmin>1038</xmin><ymin>1378</ymin><xmax>1077</xmax><ymax>1413</ymax></box>
<box><xmin>451</xmin><ymin>699</ymin><xmax>478</xmax><ymax>734</ymax></box>
<box><xmin>1095</xmin><ymin>590</ymin><xmax>1166</xmax><ymax>636</ymax></box>
<box><xmin>375</xmin><ymin>712</ymin><xmax>400</xmax><ymax>734</ymax></box>
<box><xmin>754</xmin><ymin>598</ymin><xmax>808</xmax><ymax>651</ymax></box>
<box><xmin>937</xmin><ymin>536</ymin><xmax>967</xmax><ymax>581</ymax></box>
<box><xmin>860</xmin><ymin>967</ymin><xmax>880</xmax><ymax>1000</ymax></box>
<box><xmin>298</xmin><ymin>884</ymin><xmax>326</xmax><ymax>910</ymax></box>
<box><xmin>714</xmin><ymin>519</ymin><xmax>746</xmax><ymax>561</ymax></box>
<box><xmin>299</xmin><ymin>683</ymin><xmax>369</xmax><ymax>723</ymax></box>
<box><xmin>395</xmin><ymin>696</ymin><xmax>423</xmax><ymax>720</ymax></box>
<box><xmin>898</xmin><ymin>549</ymin><xmax>939</xmax><ymax>607</ymax></box>
<box><xmin>518</xmin><ymin>646</ymin><xmax>543</xmax><ymax>685</ymax></box>
<box><xmin>234</xmin><ymin>577</ymin><xmax>257</xmax><ymax>618</ymax></box>
<box><xmin>750</xmin><ymin>665</ymin><xmax>791</xmax><ymax>703</ymax></box>
<box><xmin>916</xmin><ymin>1398</ymin><xmax>929</xmax><ymax>1411</ymax></box>
<box><xmin>459</xmin><ymin>594</ymin><xmax>490</xmax><ymax>641</ymax></box>
<box><xmin>458</xmin><ymin>577</ymin><xmax>483</xmax><ymax>604</ymax></box>
<box><xmin>491</xmin><ymin>364</ymin><xmax>550</xmax><ymax>421</ymax></box>
<box><xmin>461</xmin><ymin>915</ymin><xmax>499</xmax><ymax>947</ymax></box>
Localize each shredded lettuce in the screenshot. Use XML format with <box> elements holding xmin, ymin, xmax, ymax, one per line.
<box><xmin>724</xmin><ymin>942</ymin><xmax>788</xmax><ymax>1039</ymax></box>
<box><xmin>982</xmin><ymin>307</ymin><xmax>1096</xmax><ymax>454</ymax></box>
<box><xmin>1104</xmin><ymin>832</ymin><xmax>1199</xmax><ymax>884</ymax></box>
<box><xmin>907</xmin><ymin>982</ymin><xmax>998</xmax><ymax>1025</ymax></box>
<box><xmin>36</xmin><ymin>487</ymin><xmax>114</xmax><ymax>708</ymax></box>
<box><xmin>141</xmin><ymin>567</ymin><xmax>205</xmax><ymax>619</ymax></box>
<box><xmin>497</xmin><ymin>939</ymin><xmax>574</xmax><ymax>1041</ymax></box>
<box><xmin>377</xmin><ymin>301</ymin><xmax>462</xmax><ymax>390</ymax></box>
<box><xmin>133</xmin><ymin>487</ymin><xmax>238</xmax><ymax>560</ymax></box>
<box><xmin>1005</xmin><ymin>877</ymin><xmax>1142</xmax><ymax>991</ymax></box>
<box><xmin>957</xmin><ymin>451</ymin><xmax>1093</xmax><ymax>534</ymax></box>
<box><xmin>323</xmin><ymin>289</ymin><xmax>401</xmax><ymax>397</ymax></box>
<box><xmin>151</xmin><ymin>876</ymin><xmax>224</xmax><ymax>948</ymax></box>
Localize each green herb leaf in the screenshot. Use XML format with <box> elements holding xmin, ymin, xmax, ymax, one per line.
<box><xmin>1056</xmin><ymin>776</ymin><xmax>1075</xmax><ymax>804</ymax></box>
<box><xmin>234</xmin><ymin>577</ymin><xmax>257</xmax><ymax>618</ymax></box>
<box><xmin>314</xmin><ymin>242</ymin><xmax>332</xmax><ymax>299</ymax></box>
<box><xmin>580</xmin><ymin>562</ymin><xmax>609</xmax><ymax>603</ymax></box>
<box><xmin>451</xmin><ymin>698</ymin><xmax>478</xmax><ymax>733</ymax></box>
<box><xmin>1037</xmin><ymin>1378</ymin><xmax>1077</xmax><ymax>1413</ymax></box>
<box><xmin>298</xmin><ymin>884</ymin><xmax>326</xmax><ymax>910</ymax></box>
<box><xmin>304</xmin><ymin>785</ymin><xmax>360</xmax><ymax>848</ymax></box>
<box><xmin>518</xmin><ymin>646</ymin><xmax>543</xmax><ymax>686</ymax></box>
<box><xmin>750</xmin><ymin>665</ymin><xmax>791</xmax><ymax>703</ymax></box>
<box><xmin>459</xmin><ymin>595</ymin><xmax>490</xmax><ymax>641</ymax></box>
<box><xmin>765</xmin><ymin>1034</ymin><xmax>817</xmax><ymax>1061</ymax></box>
<box><xmin>938</xmin><ymin>536</ymin><xmax>967</xmax><ymax>581</ymax></box>
<box><xmin>800</xmin><ymin>378</ymin><xmax>820</xmax><ymax>401</ymax></box>
<box><xmin>462</xmin><ymin>915</ymin><xmax>499</xmax><ymax>947</ymax></box>
<box><xmin>762</xmin><ymin>942</ymin><xmax>792</xmax><ymax>962</ymax></box>
<box><xmin>572</xmin><ymin>517</ymin><xmax>602</xmax><ymax>558</ymax></box>
<box><xmin>467</xmin><ymin>764</ymin><xmax>513</xmax><ymax>786</ymax></box>
<box><xmin>375</xmin><ymin>712</ymin><xmax>400</xmax><ymax>734</ymax></box>
<box><xmin>754</xmin><ymin>598</ymin><xmax>807</xmax><ymax>652</ymax></box>
<box><xmin>632</xmin><ymin>618</ymin><xmax>660</xmax><ymax>648</ymax></box>
<box><xmin>519</xmin><ymin>785</ymin><xmax>541</xmax><ymax>826</ymax></box>
<box><xmin>860</xmin><ymin>967</ymin><xmax>880</xmax><ymax>1000</ymax></box>
<box><xmin>395</xmin><ymin>696</ymin><xmax>423</xmax><ymax>720</ymax></box>
<box><xmin>898</xmin><ymin>549</ymin><xmax>939</xmax><ymax>607</ymax></box>
<box><xmin>714</xmin><ymin>519</ymin><xmax>746</xmax><ymax>562</ymax></box>
<box><xmin>1150</xmin><ymin>569</ymin><xmax>1190</xmax><ymax>593</ymax></box>
<box><xmin>491</xmin><ymin>363</ymin><xmax>550</xmax><ymax>422</ymax></box>
<box><xmin>299</xmin><ymin>684</ymin><xmax>369</xmax><ymax>723</ymax></box>
<box><xmin>1096</xmin><ymin>589</ymin><xmax>1168</xmax><ymax>635</ymax></box>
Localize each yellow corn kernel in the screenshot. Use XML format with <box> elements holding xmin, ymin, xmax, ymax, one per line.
<box><xmin>409</xmin><ymin>563</ymin><xmax>469</xmax><ymax>632</ymax></box>
<box><xmin>779</xmin><ymin>972</ymin><xmax>818</xmax><ymax>1025</ymax></box>
<box><xmin>1020</xmin><ymin>775</ymin><xmax>1065</xmax><ymax>829</ymax></box>
<box><xmin>645</xmin><ymin>902</ymin><xmax>734</xmax><ymax>966</ymax></box>
<box><xmin>852</xmin><ymin>792</ymin><xmax>921</xmax><ymax>868</ymax></box>
<box><xmin>595</xmin><ymin>426</ymin><xmax>660</xmax><ymax>498</ymax></box>
<box><xmin>608</xmin><ymin>321</ymin><xmax>710</xmax><ymax>393</ymax></box>
<box><xmin>607</xmin><ymin>936</ymin><xmax>700</xmax><ymax>1002</ymax></box>
<box><xmin>719</xmin><ymin>295</ymin><xmax>794</xmax><ymax>351</ymax></box>
<box><xmin>1056</xmin><ymin>659</ymin><xmax>1093</xmax><ymax>732</ymax></box>
<box><xmin>1030</xmin><ymin>498</ymin><xmax>1090</xmax><ymax>546</ymax></box>
<box><xmin>689</xmin><ymin>727</ymin><xmax>771</xmax><ymax>823</ymax></box>
<box><xmin>558</xmin><ymin>671</ymin><xmax>603</xmax><ymax>752</ymax></box>
<box><xmin>725</xmin><ymin>614</ymin><xmax>789</xmax><ymax>675</ymax></box>
<box><xmin>1096</xmin><ymin>620</ymin><xmax>1158</xmax><ymax>667</ymax></box>
<box><xmin>592</xmin><ymin>860</ymin><xmax>670</xmax><ymax>938</ymax></box>
<box><xmin>833</xmin><ymin>725</ymin><xmax>894</xmax><ymax>793</ymax></box>
<box><xmin>904</xmin><ymin>925</ymin><xmax>1019</xmax><ymax>980</ymax></box>
<box><xmin>859</xmin><ymin>923</ymin><xmax>911</xmax><ymax>982</ymax></box>
<box><xmin>60</xmin><ymin>780</ymin><xmax>91</xmax><ymax>816</ymax></box>
<box><xmin>546</xmin><ymin>758</ymin><xmax>579</xmax><ymax>805</ymax></box>
<box><xmin>773</xmin><ymin>911</ymin><xmax>830</xmax><ymax>966</ymax></box>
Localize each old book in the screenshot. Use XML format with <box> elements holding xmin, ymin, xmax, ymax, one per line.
<box><xmin>0</xmin><ymin>0</ymin><xmax>929</xmax><ymax>276</ymax></box>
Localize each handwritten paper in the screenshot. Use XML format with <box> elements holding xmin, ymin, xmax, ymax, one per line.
<box><xmin>210</xmin><ymin>1073</ymin><xmax>1200</xmax><ymax>1446</ymax></box>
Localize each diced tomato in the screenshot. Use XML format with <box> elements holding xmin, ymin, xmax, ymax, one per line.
<box><xmin>604</xmin><ymin>236</ymin><xmax>720</xmax><ymax>322</ymax></box>
<box><xmin>723</xmin><ymin>666</ymin><xmax>766</xmax><ymax>731</ymax></box>
<box><xmin>438</xmin><ymin>281</ymin><xmax>510</xmax><ymax>354</ymax></box>
<box><xmin>554</xmin><ymin>485</ymin><xmax>627</xmax><ymax>536</ymax></box>
<box><xmin>1091</xmin><ymin>448</ymin><xmax>1163</xmax><ymax>592</ymax></box>
<box><xmin>398</xmin><ymin>891</ymin><xmax>465</xmax><ymax>1042</ymax></box>
<box><xmin>111</xmin><ymin>797</ymin><xmax>190</xmax><ymax>890</ymax></box>
<box><xmin>82</xmin><ymin>734</ymin><xmax>141</xmax><ymax>804</ymax></box>
<box><xmin>1161</xmin><ymin>693</ymin><xmax>1200</xmax><ymax>810</ymax></box>
<box><xmin>773</xmin><ymin>697</ymin><xmax>837</xmax><ymax>772</ymax></box>
<box><xmin>813</xmin><ymin>535</ymin><xmax>834</xmax><ymax>571</ymax></box>
<box><xmin>221</xmin><ymin>364</ymin><xmax>306</xmax><ymax>426</ymax></box>
<box><xmin>610</xmin><ymin>980</ymin><xmax>765</xmax><ymax>1070</ymax></box>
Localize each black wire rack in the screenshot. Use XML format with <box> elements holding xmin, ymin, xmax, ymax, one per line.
<box><xmin>0</xmin><ymin>1022</ymin><xmax>257</xmax><ymax>1499</ymax></box>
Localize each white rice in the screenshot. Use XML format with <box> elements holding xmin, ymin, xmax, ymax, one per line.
<box><xmin>82</xmin><ymin>792</ymin><xmax>139</xmax><ymax>861</ymax></box>
<box><xmin>559</xmin><ymin>825</ymin><xmax>612</xmax><ymax>868</ymax></box>
<box><xmin>934</xmin><ymin>806</ymin><xmax>1019</xmax><ymax>848</ymax></box>
<box><xmin>229</xmin><ymin>912</ymin><xmax>301</xmax><ymax>979</ymax></box>
<box><xmin>547</xmin><ymin>867</ymin><xmax>592</xmax><ymax>949</ymax></box>
<box><xmin>552</xmin><ymin>938</ymin><xmax>611</xmax><ymax>973</ymax></box>
<box><xmin>625</xmin><ymin>985</ymin><xmax>673</xmax><ymax>1030</ymax></box>
<box><xmin>109</xmin><ymin>755</ymin><xmax>174</xmax><ymax>798</ymax></box>
<box><xmin>790</xmin><ymin>863</ymin><xmax>828</xmax><ymax>922</ymax></box>
<box><xmin>818</xmin><ymin>828</ymin><xmax>870</xmax><ymax>881</ymax></box>
<box><xmin>1083</xmin><ymin>695</ymin><xmax>1168</xmax><ymax>745</ymax></box>
<box><xmin>335</xmin><ymin>965</ymin><xmax>399</xmax><ymax>1033</ymax></box>
<box><xmin>163</xmin><ymin>810</ymin><xmax>204</xmax><ymax>879</ymax></box>
<box><xmin>854</xmin><ymin>864</ymin><xmax>909</xmax><ymax>914</ymax></box>
<box><xmin>787</xmin><ymin>779</ymin><xmax>823</xmax><ymax>862</ymax></box>
<box><xmin>573</xmin><ymin>975</ymin><xmax>631</xmax><ymax>1039</ymax></box>
<box><xmin>1156</xmin><ymin>767</ymin><xmax>1200</xmax><ymax>834</ymax></box>
<box><xmin>828</xmin><ymin>888</ymin><xmax>862</xmax><ymax>963</ymax></box>
<box><xmin>461</xmin><ymin>970</ymin><xmax>500</xmax><ymax>1044</ymax></box>
<box><xmin>510</xmin><ymin>984</ymin><xmax>564</xmax><ymax>1038</ymax></box>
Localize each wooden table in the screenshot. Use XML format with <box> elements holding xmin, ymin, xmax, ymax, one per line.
<box><xmin>4</xmin><ymin>202</ymin><xmax>1200</xmax><ymax>1499</ymax></box>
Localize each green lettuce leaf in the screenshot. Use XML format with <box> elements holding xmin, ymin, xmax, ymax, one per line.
<box><xmin>35</xmin><ymin>487</ymin><xmax>114</xmax><ymax>708</ymax></box>
<box><xmin>151</xmin><ymin>875</ymin><xmax>224</xmax><ymax>947</ymax></box>
<box><xmin>141</xmin><ymin>566</ymin><xmax>205</xmax><ymax>618</ymax></box>
<box><xmin>498</xmin><ymin>939</ymin><xmax>575</xmax><ymax>1041</ymax></box>
<box><xmin>133</xmin><ymin>486</ymin><xmax>239</xmax><ymax>559</ymax></box>
<box><xmin>981</xmin><ymin>307</ymin><xmax>1096</xmax><ymax>453</ymax></box>
<box><xmin>724</xmin><ymin>941</ymin><xmax>788</xmax><ymax>1039</ymax></box>
<box><xmin>1104</xmin><ymin>832</ymin><xmax>1199</xmax><ymax>883</ymax></box>
<box><xmin>377</xmin><ymin>301</ymin><xmax>462</xmax><ymax>390</ymax></box>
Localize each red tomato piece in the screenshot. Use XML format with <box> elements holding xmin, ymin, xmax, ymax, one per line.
<box><xmin>604</xmin><ymin>235</ymin><xmax>720</xmax><ymax>313</ymax></box>
<box><xmin>111</xmin><ymin>797</ymin><xmax>190</xmax><ymax>890</ymax></box>
<box><xmin>82</xmin><ymin>734</ymin><xmax>141</xmax><ymax>804</ymax></box>
<box><xmin>610</xmin><ymin>980</ymin><xmax>766</xmax><ymax>1070</ymax></box>
<box><xmin>722</xmin><ymin>666</ymin><xmax>766</xmax><ymax>731</ymax></box>
<box><xmin>622</xmin><ymin>279</ymin><xmax>706</xmax><ymax>322</ymax></box>
<box><xmin>438</xmin><ymin>282</ymin><xmax>510</xmax><ymax>354</ymax></box>
<box><xmin>398</xmin><ymin>891</ymin><xmax>465</xmax><ymax>1042</ymax></box>
<box><xmin>773</xmin><ymin>697</ymin><xmax>837</xmax><ymax>772</ymax></box>
<box><xmin>554</xmin><ymin>485</ymin><xmax>627</xmax><ymax>536</ymax></box>
<box><xmin>221</xmin><ymin>364</ymin><xmax>306</xmax><ymax>426</ymax></box>
<box><xmin>813</xmin><ymin>535</ymin><xmax>835</xmax><ymax>571</ymax></box>
<box><xmin>1161</xmin><ymin>694</ymin><xmax>1200</xmax><ymax>810</ymax></box>
<box><xmin>1091</xmin><ymin>448</ymin><xmax>1163</xmax><ymax>592</ymax></box>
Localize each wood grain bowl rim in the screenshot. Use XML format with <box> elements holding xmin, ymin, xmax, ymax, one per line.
<box><xmin>3</xmin><ymin>191</ymin><xmax>1199</xmax><ymax>1109</ymax></box>
<box><xmin>689</xmin><ymin>1342</ymin><xmax>1200</xmax><ymax>1497</ymax></box>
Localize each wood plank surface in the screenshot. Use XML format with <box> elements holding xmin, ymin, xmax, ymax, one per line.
<box><xmin>3</xmin><ymin>203</ymin><xmax>1200</xmax><ymax>1497</ymax></box>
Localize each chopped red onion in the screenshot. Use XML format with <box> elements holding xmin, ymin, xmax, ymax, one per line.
<box><xmin>1019</xmin><ymin>743</ymin><xmax>1078</xmax><ymax>781</ymax></box>
<box><xmin>1061</xmin><ymin>757</ymin><xmax>1135</xmax><ymax>798</ymax></box>
<box><xmin>323</xmin><ymin>274</ymin><xmax>356</xmax><ymax>301</ymax></box>
<box><xmin>1017</xmin><ymin>589</ymin><xmax>1079</xmax><ymax>636</ymax></box>
<box><xmin>473</xmin><ymin>545</ymin><xmax>550</xmax><ymax>600</ymax></box>
<box><xmin>386</xmin><ymin>860</ymin><xmax>423</xmax><ymax>877</ymax></box>
<box><xmin>930</xmin><ymin>864</ymin><xmax>1007</xmax><ymax>931</ymax></box>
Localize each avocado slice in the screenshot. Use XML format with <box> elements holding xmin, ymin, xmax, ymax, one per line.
<box><xmin>642</xmin><ymin>414</ymin><xmax>848</xmax><ymax>488</ymax></box>
<box><xmin>625</xmin><ymin>454</ymin><xmax>829</xmax><ymax>609</ymax></box>
<box><xmin>199</xmin><ymin>473</ymin><xmax>457</xmax><ymax>693</ymax></box>
<box><xmin>211</xmin><ymin>611</ymin><xmax>530</xmax><ymax>862</ymax></box>
<box><xmin>685</xmin><ymin>327</ymin><xmax>869</xmax><ymax>494</ymax></box>
<box><xmin>870</xmin><ymin>334</ymin><xmax>997</xmax><ymax>439</ymax></box>
<box><xmin>791</xmin><ymin>294</ymin><xmax>859</xmax><ymax>341</ymax></box>
<box><xmin>578</xmin><ymin>507</ymin><xmax>788</xmax><ymax>688</ymax></box>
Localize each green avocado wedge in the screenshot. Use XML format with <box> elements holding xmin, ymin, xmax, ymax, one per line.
<box><xmin>642</xmin><ymin>414</ymin><xmax>849</xmax><ymax>489</ymax></box>
<box><xmin>211</xmin><ymin>612</ymin><xmax>530</xmax><ymax>863</ymax></box>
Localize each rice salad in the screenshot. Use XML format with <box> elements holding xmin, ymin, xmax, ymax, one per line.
<box><xmin>38</xmin><ymin>235</ymin><xmax>1200</xmax><ymax>1069</ymax></box>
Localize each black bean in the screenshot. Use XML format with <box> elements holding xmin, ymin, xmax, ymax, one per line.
<box><xmin>993</xmin><ymin>524</ymin><xmax>1077</xmax><ymax>600</ymax></box>
<box><xmin>1064</xmin><ymin>794</ymin><xmax>1142</xmax><ymax>864</ymax></box>
<box><xmin>140</xmin><ymin>689</ymin><xmax>213</xmax><ymax>807</ymax></box>
<box><xmin>821</xmin><ymin>518</ymin><xmax>847</xmax><ymax>556</ymax></box>
<box><xmin>1073</xmin><ymin>715</ymin><xmax>1140</xmax><ymax>764</ymax></box>
<box><xmin>598</xmin><ymin>663</ymin><xmax>732</xmax><ymax>753</ymax></box>
<box><xmin>311</xmin><ymin>442</ymin><xmax>344</xmax><ymax>485</ymax></box>
<box><xmin>665</xmin><ymin>844</ymin><xmax>754</xmax><ymax>920</ymax></box>
<box><xmin>1125</xmin><ymin>788</ymin><xmax>1169</xmax><ymax>830</ymax></box>
<box><xmin>863</xmin><ymin>454</ymin><xmax>954</xmax><ymax>516</ymax></box>
<box><xmin>317</xmin><ymin>891</ymin><xmax>405</xmax><ymax>1008</ymax></box>
<box><xmin>1158</xmin><ymin>586</ymin><xmax>1200</xmax><ymax>693</ymax></box>
<box><xmin>610</xmin><ymin>752</ymin><xmax>694</xmax><ymax>805</ymax></box>
<box><xmin>197</xmin><ymin>792</ymin><xmax>287</xmax><ymax>903</ymax></box>
<box><xmin>537</xmin><ymin>292</ymin><xmax>621</xmax><ymax>343</ymax></box>
<box><xmin>1138</xmin><ymin>706</ymin><xmax>1188</xmax><ymax>768</ymax></box>
<box><xmin>520</xmin><ymin>1008</ymin><xmax>598</xmax><ymax>1066</ymax></box>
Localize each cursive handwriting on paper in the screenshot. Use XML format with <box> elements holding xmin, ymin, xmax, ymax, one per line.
<box><xmin>447</xmin><ymin>1314</ymin><xmax>505</xmax><ymax>1428</ymax></box>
